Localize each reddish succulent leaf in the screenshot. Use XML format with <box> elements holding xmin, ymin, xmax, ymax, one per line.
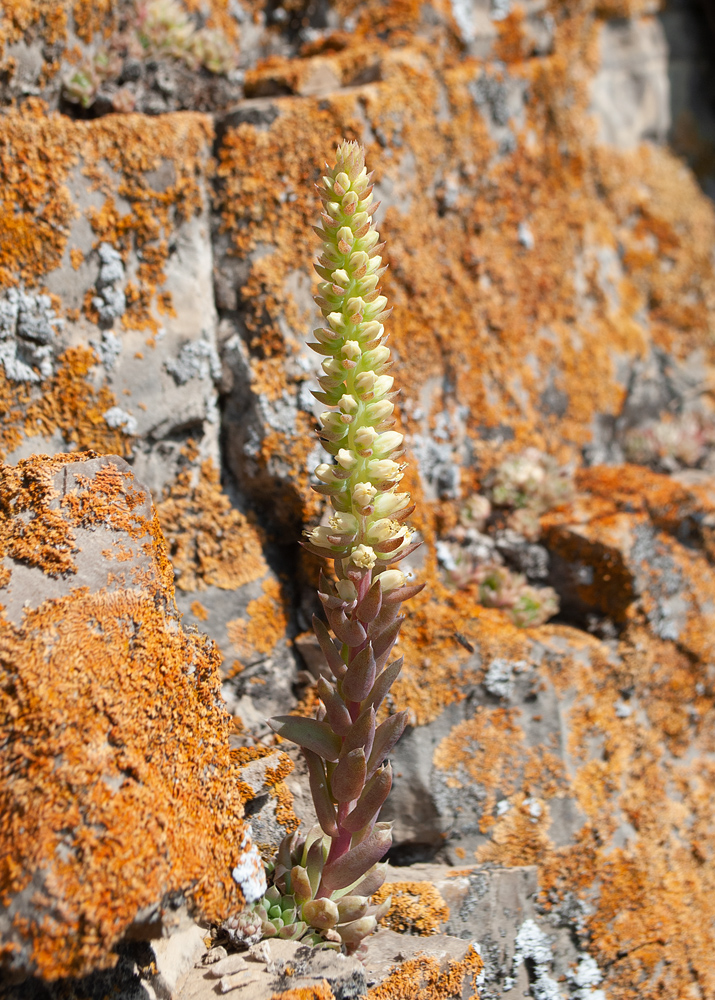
<box><xmin>313</xmin><ymin>615</ymin><xmax>347</xmax><ymax>678</ymax></box>
<box><xmin>366</xmin><ymin>711</ymin><xmax>408</xmax><ymax>780</ymax></box>
<box><xmin>343</xmin><ymin>763</ymin><xmax>392</xmax><ymax>833</ymax></box>
<box><xmin>343</xmin><ymin>643</ymin><xmax>376</xmax><ymax>702</ymax></box>
<box><xmin>362</xmin><ymin>657</ymin><xmax>403</xmax><ymax>714</ymax></box>
<box><xmin>317</xmin><ymin>676</ymin><xmax>352</xmax><ymax>738</ymax></box>
<box><xmin>341</xmin><ymin>707</ymin><xmax>376</xmax><ymax>760</ymax></box>
<box><xmin>320</xmin><ymin>824</ymin><xmax>392</xmax><ymax>893</ymax></box>
<box><xmin>303</xmin><ymin>749</ymin><xmax>339</xmax><ymax>837</ymax></box>
<box><xmin>331</xmin><ymin>748</ymin><xmax>367</xmax><ymax>803</ymax></box>
<box><xmin>269</xmin><ymin>716</ymin><xmax>342</xmax><ymax>761</ymax></box>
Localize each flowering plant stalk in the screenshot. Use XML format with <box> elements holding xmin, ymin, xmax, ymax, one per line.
<box><xmin>227</xmin><ymin>141</ymin><xmax>422</xmax><ymax>955</ymax></box>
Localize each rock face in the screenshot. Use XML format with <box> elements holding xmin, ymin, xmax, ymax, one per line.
<box><xmin>1</xmin><ymin>0</ymin><xmax>715</xmax><ymax>996</ymax></box>
<box><xmin>0</xmin><ymin>453</ymin><xmax>263</xmax><ymax>981</ymax></box>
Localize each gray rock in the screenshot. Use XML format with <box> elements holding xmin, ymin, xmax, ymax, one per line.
<box><xmin>591</xmin><ymin>17</ymin><xmax>670</xmax><ymax>148</ymax></box>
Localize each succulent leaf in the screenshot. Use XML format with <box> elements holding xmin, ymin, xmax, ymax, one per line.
<box><xmin>268</xmin><ymin>716</ymin><xmax>342</xmax><ymax>762</ymax></box>
<box><xmin>331</xmin><ymin>748</ymin><xmax>367</xmax><ymax>803</ymax></box>
<box><xmin>320</xmin><ymin>823</ymin><xmax>392</xmax><ymax>893</ymax></box>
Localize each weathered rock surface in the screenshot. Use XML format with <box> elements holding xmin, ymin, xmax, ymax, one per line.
<box><xmin>1</xmin><ymin>0</ymin><xmax>715</xmax><ymax>995</ymax></box>
<box><xmin>0</xmin><ymin>453</ymin><xmax>263</xmax><ymax>981</ymax></box>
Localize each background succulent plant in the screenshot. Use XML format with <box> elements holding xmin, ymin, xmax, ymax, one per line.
<box><xmin>229</xmin><ymin>141</ymin><xmax>422</xmax><ymax>955</ymax></box>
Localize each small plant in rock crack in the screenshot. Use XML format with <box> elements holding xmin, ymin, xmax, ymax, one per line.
<box><xmin>226</xmin><ymin>141</ymin><xmax>423</xmax><ymax>956</ymax></box>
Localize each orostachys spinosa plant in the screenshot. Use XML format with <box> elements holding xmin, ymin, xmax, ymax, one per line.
<box><xmin>225</xmin><ymin>141</ymin><xmax>423</xmax><ymax>956</ymax></box>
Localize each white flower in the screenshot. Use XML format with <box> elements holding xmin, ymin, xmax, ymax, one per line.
<box><xmin>353</xmin><ymin>481</ymin><xmax>377</xmax><ymax>508</ymax></box>
<box><xmin>367</xmin><ymin>459</ymin><xmax>401</xmax><ymax>480</ymax></box>
<box><xmin>350</xmin><ymin>544</ymin><xmax>377</xmax><ymax>569</ymax></box>
<box><xmin>336</xmin><ymin>449</ymin><xmax>358</xmax><ymax>469</ymax></box>
<box><xmin>366</xmin><ymin>518</ymin><xmax>401</xmax><ymax>544</ymax></box>
<box><xmin>373</xmin><ymin>491</ymin><xmax>411</xmax><ymax>516</ymax></box>
<box><xmin>329</xmin><ymin>513</ymin><xmax>359</xmax><ymax>534</ymax></box>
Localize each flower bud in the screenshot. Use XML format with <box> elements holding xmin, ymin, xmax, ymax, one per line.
<box><xmin>327</xmin><ymin>311</ymin><xmax>345</xmax><ymax>331</ymax></box>
<box><xmin>346</xmin><ymin>296</ymin><xmax>367</xmax><ymax>317</ymax></box>
<box><xmin>365</xmin><ymin>399</ymin><xmax>394</xmax><ymax>423</ymax></box>
<box><xmin>342</xmin><ymin>190</ymin><xmax>359</xmax><ymax>214</ymax></box>
<box><xmin>332</xmin><ymin>268</ymin><xmax>350</xmax><ymax>287</ymax></box>
<box><xmin>336</xmin><ymin>449</ymin><xmax>358</xmax><ymax>469</ymax></box>
<box><xmin>373</xmin><ymin>569</ymin><xmax>407</xmax><ymax>592</ymax></box>
<box><xmin>322</xmin><ymin>358</ymin><xmax>344</xmax><ymax>378</ymax></box>
<box><xmin>355</xmin><ymin>371</ymin><xmax>377</xmax><ymax>396</ymax></box>
<box><xmin>353</xmin><ymin>482</ymin><xmax>377</xmax><ymax>508</ymax></box>
<box><xmin>362</xmin><ymin>345</ymin><xmax>390</xmax><ymax>370</ymax></box>
<box><xmin>373</xmin><ymin>375</ymin><xmax>394</xmax><ymax>396</ymax></box>
<box><xmin>336</xmin><ymin>579</ymin><xmax>358</xmax><ymax>602</ymax></box>
<box><xmin>355</xmin><ymin>426</ymin><xmax>378</xmax><ymax>450</ymax></box>
<box><xmin>349</xmin><ymin>250</ymin><xmax>370</xmax><ymax>273</ymax></box>
<box><xmin>350</xmin><ymin>544</ymin><xmax>377</xmax><ymax>569</ymax></box>
<box><xmin>373</xmin><ymin>431</ymin><xmax>404</xmax><ymax>456</ymax></box>
<box><xmin>334</xmin><ymin>172</ymin><xmax>351</xmax><ymax>193</ymax></box>
<box><xmin>341</xmin><ymin>342</ymin><xmax>362</xmax><ymax>362</ymax></box>
<box><xmin>337</xmin><ymin>226</ymin><xmax>354</xmax><ymax>248</ymax></box>
<box><xmin>338</xmin><ymin>393</ymin><xmax>359</xmax><ymax>413</ymax></box>
<box><xmin>315</xmin><ymin>464</ymin><xmax>340</xmax><ymax>485</ymax></box>
<box><xmin>360</xmin><ymin>321</ymin><xmax>383</xmax><ymax>341</ymax></box>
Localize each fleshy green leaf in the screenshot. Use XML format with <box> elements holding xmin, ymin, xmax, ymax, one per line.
<box><xmin>303</xmin><ymin>898</ymin><xmax>340</xmax><ymax>930</ymax></box>
<box><xmin>269</xmin><ymin>716</ymin><xmax>342</xmax><ymax>761</ymax></box>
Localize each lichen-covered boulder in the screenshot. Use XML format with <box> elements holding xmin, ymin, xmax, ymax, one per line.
<box><xmin>0</xmin><ymin>452</ymin><xmax>264</xmax><ymax>981</ymax></box>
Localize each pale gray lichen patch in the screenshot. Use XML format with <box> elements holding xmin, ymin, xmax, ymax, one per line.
<box><xmin>483</xmin><ymin>658</ymin><xmax>530</xmax><ymax>700</ymax></box>
<box><xmin>104</xmin><ymin>406</ymin><xmax>138</xmax><ymax>436</ymax></box>
<box><xmin>92</xmin><ymin>244</ymin><xmax>126</xmax><ymax>327</ymax></box>
<box><xmin>90</xmin><ymin>330</ymin><xmax>122</xmax><ymax>371</ymax></box>
<box><xmin>0</xmin><ymin>287</ymin><xmax>62</xmax><ymax>382</ymax></box>
<box><xmin>165</xmin><ymin>334</ymin><xmax>221</xmax><ymax>385</ymax></box>
<box><xmin>567</xmin><ymin>953</ymin><xmax>606</xmax><ymax>1000</ymax></box>
<box><xmin>513</xmin><ymin>919</ymin><xmax>561</xmax><ymax>1000</ymax></box>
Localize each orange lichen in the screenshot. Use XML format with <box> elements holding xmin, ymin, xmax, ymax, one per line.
<box><xmin>226</xmin><ymin>578</ymin><xmax>289</xmax><ymax>660</ymax></box>
<box><xmin>156</xmin><ymin>449</ymin><xmax>268</xmax><ymax>592</ymax></box>
<box><xmin>367</xmin><ymin>945</ymin><xmax>484</xmax><ymax>1000</ymax></box>
<box><xmin>0</xmin><ymin>453</ymin><xmax>251</xmax><ymax>979</ymax></box>
<box><xmin>190</xmin><ymin>599</ymin><xmax>209</xmax><ymax>620</ymax></box>
<box><xmin>373</xmin><ymin>882</ymin><xmax>449</xmax><ymax>936</ymax></box>
<box><xmin>272</xmin><ymin>983</ymin><xmax>335</xmax><ymax>1000</ymax></box>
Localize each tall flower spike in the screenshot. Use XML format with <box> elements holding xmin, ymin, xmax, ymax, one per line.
<box><xmin>261</xmin><ymin>141</ymin><xmax>424</xmax><ymax>957</ymax></box>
